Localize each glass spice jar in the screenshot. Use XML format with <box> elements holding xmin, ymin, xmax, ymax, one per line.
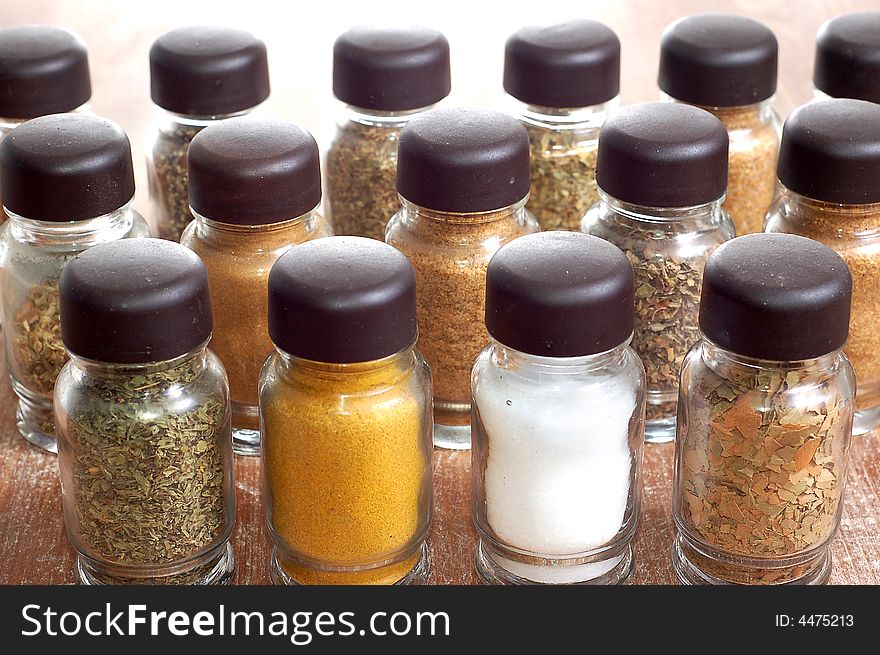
<box><xmin>659</xmin><ymin>14</ymin><xmax>781</xmax><ymax>236</ymax></box>
<box><xmin>386</xmin><ymin>107</ymin><xmax>539</xmax><ymax>449</ymax></box>
<box><xmin>55</xmin><ymin>239</ymin><xmax>235</xmax><ymax>585</ymax></box>
<box><xmin>325</xmin><ymin>26</ymin><xmax>450</xmax><ymax>240</ymax></box>
<box><xmin>582</xmin><ymin>102</ymin><xmax>733</xmax><ymax>443</ymax></box>
<box><xmin>0</xmin><ymin>114</ymin><xmax>150</xmax><ymax>452</ymax></box>
<box><xmin>261</xmin><ymin>237</ymin><xmax>433</xmax><ymax>585</ymax></box>
<box><xmin>0</xmin><ymin>25</ymin><xmax>92</xmax><ymax>213</ymax></box>
<box><xmin>503</xmin><ymin>20</ymin><xmax>620</xmax><ymax>231</ymax></box>
<box><xmin>181</xmin><ymin>117</ymin><xmax>331</xmax><ymax>456</ymax></box>
<box><xmin>673</xmin><ymin>233</ymin><xmax>855</xmax><ymax>585</ymax></box>
<box><xmin>765</xmin><ymin>99</ymin><xmax>880</xmax><ymax>436</ymax></box>
<box><xmin>146</xmin><ymin>26</ymin><xmax>270</xmax><ymax>241</ymax></box>
<box><xmin>813</xmin><ymin>13</ymin><xmax>880</xmax><ymax>104</ymax></box>
<box><xmin>472</xmin><ymin>232</ymin><xmax>645</xmax><ymax>585</ymax></box>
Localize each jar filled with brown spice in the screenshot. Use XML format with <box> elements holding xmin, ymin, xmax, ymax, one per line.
<box><xmin>146</xmin><ymin>26</ymin><xmax>270</xmax><ymax>241</ymax></box>
<box><xmin>181</xmin><ymin>117</ymin><xmax>331</xmax><ymax>455</ymax></box>
<box><xmin>660</xmin><ymin>14</ymin><xmax>781</xmax><ymax>236</ymax></box>
<box><xmin>386</xmin><ymin>107</ymin><xmax>539</xmax><ymax>449</ymax></box>
<box><xmin>503</xmin><ymin>20</ymin><xmax>620</xmax><ymax>231</ymax></box>
<box><xmin>765</xmin><ymin>99</ymin><xmax>880</xmax><ymax>436</ymax></box>
<box><xmin>325</xmin><ymin>26</ymin><xmax>451</xmax><ymax>240</ymax></box>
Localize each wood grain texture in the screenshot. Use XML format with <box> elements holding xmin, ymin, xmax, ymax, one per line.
<box><xmin>1</xmin><ymin>0</ymin><xmax>880</xmax><ymax>585</ymax></box>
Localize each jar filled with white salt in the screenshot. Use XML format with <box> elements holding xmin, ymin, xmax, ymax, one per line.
<box><xmin>471</xmin><ymin>231</ymin><xmax>646</xmax><ymax>585</ymax></box>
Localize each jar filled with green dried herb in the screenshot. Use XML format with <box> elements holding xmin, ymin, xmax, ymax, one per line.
<box><xmin>766</xmin><ymin>99</ymin><xmax>880</xmax><ymax>436</ymax></box>
<box><xmin>582</xmin><ymin>102</ymin><xmax>734</xmax><ymax>443</ymax></box>
<box><xmin>146</xmin><ymin>26</ymin><xmax>270</xmax><ymax>241</ymax></box>
<box><xmin>386</xmin><ymin>107</ymin><xmax>539</xmax><ymax>449</ymax></box>
<box><xmin>325</xmin><ymin>26</ymin><xmax>450</xmax><ymax>240</ymax></box>
<box><xmin>674</xmin><ymin>234</ymin><xmax>855</xmax><ymax>585</ymax></box>
<box><xmin>813</xmin><ymin>13</ymin><xmax>880</xmax><ymax>103</ymax></box>
<box><xmin>503</xmin><ymin>20</ymin><xmax>619</xmax><ymax>231</ymax></box>
<box><xmin>55</xmin><ymin>238</ymin><xmax>235</xmax><ymax>585</ymax></box>
<box><xmin>0</xmin><ymin>114</ymin><xmax>150</xmax><ymax>452</ymax></box>
<box><xmin>182</xmin><ymin>118</ymin><xmax>331</xmax><ymax>456</ymax></box>
<box><xmin>659</xmin><ymin>15</ymin><xmax>781</xmax><ymax>236</ymax></box>
<box><xmin>261</xmin><ymin>237</ymin><xmax>432</xmax><ymax>585</ymax></box>
<box><xmin>0</xmin><ymin>25</ymin><xmax>92</xmax><ymax>214</ymax></box>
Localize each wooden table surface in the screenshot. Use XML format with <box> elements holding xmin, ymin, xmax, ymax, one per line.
<box><xmin>2</xmin><ymin>0</ymin><xmax>880</xmax><ymax>585</ymax></box>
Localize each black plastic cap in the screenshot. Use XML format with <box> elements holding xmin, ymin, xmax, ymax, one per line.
<box><xmin>700</xmin><ymin>234</ymin><xmax>851</xmax><ymax>361</ymax></box>
<box><xmin>60</xmin><ymin>239</ymin><xmax>214</xmax><ymax>364</ymax></box>
<box><xmin>486</xmin><ymin>232</ymin><xmax>634</xmax><ymax>357</ymax></box>
<box><xmin>777</xmin><ymin>99</ymin><xmax>880</xmax><ymax>204</ymax></box>
<box><xmin>397</xmin><ymin>107</ymin><xmax>530</xmax><ymax>212</ymax></box>
<box><xmin>149</xmin><ymin>26</ymin><xmax>270</xmax><ymax>116</ymax></box>
<box><xmin>596</xmin><ymin>102</ymin><xmax>728</xmax><ymax>208</ymax></box>
<box><xmin>503</xmin><ymin>20</ymin><xmax>620</xmax><ymax>108</ymax></box>
<box><xmin>814</xmin><ymin>13</ymin><xmax>880</xmax><ymax>104</ymax></box>
<box><xmin>188</xmin><ymin>118</ymin><xmax>321</xmax><ymax>225</ymax></box>
<box><xmin>659</xmin><ymin>14</ymin><xmax>778</xmax><ymax>106</ymax></box>
<box><xmin>333</xmin><ymin>26</ymin><xmax>451</xmax><ymax>111</ymax></box>
<box><xmin>268</xmin><ymin>237</ymin><xmax>418</xmax><ymax>363</ymax></box>
<box><xmin>0</xmin><ymin>113</ymin><xmax>135</xmax><ymax>221</ymax></box>
<box><xmin>0</xmin><ymin>25</ymin><xmax>91</xmax><ymax>119</ymax></box>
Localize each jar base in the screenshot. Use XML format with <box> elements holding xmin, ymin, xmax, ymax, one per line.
<box><xmin>671</xmin><ymin>533</ymin><xmax>831</xmax><ymax>585</ymax></box>
<box><xmin>16</xmin><ymin>396</ymin><xmax>56</xmax><ymax>453</ymax></box>
<box><xmin>645</xmin><ymin>415</ymin><xmax>676</xmax><ymax>443</ymax></box>
<box><xmin>433</xmin><ymin>422</ymin><xmax>471</xmax><ymax>450</ymax></box>
<box><xmin>75</xmin><ymin>541</ymin><xmax>235</xmax><ymax>585</ymax></box>
<box><xmin>475</xmin><ymin>541</ymin><xmax>633</xmax><ymax>585</ymax></box>
<box><xmin>852</xmin><ymin>403</ymin><xmax>880</xmax><ymax>436</ymax></box>
<box><xmin>270</xmin><ymin>543</ymin><xmax>430</xmax><ymax>586</ymax></box>
<box><xmin>232</xmin><ymin>428</ymin><xmax>261</xmax><ymax>456</ymax></box>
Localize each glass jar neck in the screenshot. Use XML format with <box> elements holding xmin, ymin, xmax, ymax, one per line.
<box><xmin>775</xmin><ymin>184</ymin><xmax>880</xmax><ymax>233</ymax></box>
<box><xmin>0</xmin><ymin>104</ymin><xmax>90</xmax><ymax>132</ymax></box>
<box><xmin>158</xmin><ymin>106</ymin><xmax>256</xmax><ymax>130</ymax></box>
<box><xmin>598</xmin><ymin>189</ymin><xmax>724</xmax><ymax>224</ymax></box>
<box><xmin>69</xmin><ymin>344</ymin><xmax>209</xmax><ymax>379</ymax></box>
<box><xmin>506</xmin><ymin>95</ymin><xmax>618</xmax><ymax>130</ymax></box>
<box><xmin>489</xmin><ymin>338</ymin><xmax>632</xmax><ymax>375</ymax></box>
<box><xmin>701</xmin><ymin>338</ymin><xmax>843</xmax><ymax>377</ymax></box>
<box><xmin>661</xmin><ymin>93</ymin><xmax>774</xmax><ymax>123</ymax></box>
<box><xmin>191</xmin><ymin>206</ymin><xmax>320</xmax><ymax>235</ymax></box>
<box><xmin>5</xmin><ymin>202</ymin><xmax>136</xmax><ymax>246</ymax></box>
<box><xmin>276</xmin><ymin>346</ymin><xmax>415</xmax><ymax>378</ymax></box>
<box><xmin>342</xmin><ymin>103</ymin><xmax>439</xmax><ymax>128</ymax></box>
<box><xmin>399</xmin><ymin>196</ymin><xmax>528</xmax><ymax>225</ymax></box>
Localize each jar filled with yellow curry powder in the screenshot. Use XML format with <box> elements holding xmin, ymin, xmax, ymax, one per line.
<box><xmin>261</xmin><ymin>236</ymin><xmax>433</xmax><ymax>585</ymax></box>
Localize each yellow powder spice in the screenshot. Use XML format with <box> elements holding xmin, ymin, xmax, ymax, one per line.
<box><xmin>262</xmin><ymin>355</ymin><xmax>429</xmax><ymax>585</ymax></box>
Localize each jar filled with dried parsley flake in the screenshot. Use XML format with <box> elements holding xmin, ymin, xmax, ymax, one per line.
<box><xmin>387</xmin><ymin>107</ymin><xmax>539</xmax><ymax>450</ymax></box>
<box><xmin>261</xmin><ymin>237</ymin><xmax>433</xmax><ymax>585</ymax></box>
<box><xmin>182</xmin><ymin>118</ymin><xmax>331</xmax><ymax>456</ymax></box>
<box><xmin>582</xmin><ymin>102</ymin><xmax>734</xmax><ymax>443</ymax></box>
<box><xmin>813</xmin><ymin>13</ymin><xmax>880</xmax><ymax>104</ymax></box>
<box><xmin>765</xmin><ymin>99</ymin><xmax>880</xmax><ymax>436</ymax></box>
<box><xmin>0</xmin><ymin>25</ymin><xmax>92</xmax><ymax>214</ymax></box>
<box><xmin>674</xmin><ymin>234</ymin><xmax>855</xmax><ymax>586</ymax></box>
<box><xmin>503</xmin><ymin>20</ymin><xmax>620</xmax><ymax>231</ymax></box>
<box><xmin>325</xmin><ymin>26</ymin><xmax>451</xmax><ymax>240</ymax></box>
<box><xmin>659</xmin><ymin>15</ymin><xmax>781</xmax><ymax>236</ymax></box>
<box><xmin>0</xmin><ymin>114</ymin><xmax>150</xmax><ymax>452</ymax></box>
<box><xmin>55</xmin><ymin>239</ymin><xmax>235</xmax><ymax>586</ymax></box>
<box><xmin>146</xmin><ymin>26</ymin><xmax>270</xmax><ymax>241</ymax></box>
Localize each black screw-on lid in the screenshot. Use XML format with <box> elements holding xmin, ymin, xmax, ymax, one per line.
<box><xmin>777</xmin><ymin>99</ymin><xmax>880</xmax><ymax>204</ymax></box>
<box><xmin>503</xmin><ymin>20</ymin><xmax>620</xmax><ymax>108</ymax></box>
<box><xmin>596</xmin><ymin>102</ymin><xmax>728</xmax><ymax>208</ymax></box>
<box><xmin>659</xmin><ymin>14</ymin><xmax>778</xmax><ymax>107</ymax></box>
<box><xmin>149</xmin><ymin>26</ymin><xmax>270</xmax><ymax>116</ymax></box>
<box><xmin>814</xmin><ymin>13</ymin><xmax>880</xmax><ymax>103</ymax></box>
<box><xmin>268</xmin><ymin>237</ymin><xmax>418</xmax><ymax>363</ymax></box>
<box><xmin>188</xmin><ymin>118</ymin><xmax>321</xmax><ymax>225</ymax></box>
<box><xmin>396</xmin><ymin>107</ymin><xmax>530</xmax><ymax>213</ymax></box>
<box><xmin>700</xmin><ymin>234</ymin><xmax>851</xmax><ymax>361</ymax></box>
<box><xmin>486</xmin><ymin>232</ymin><xmax>634</xmax><ymax>357</ymax></box>
<box><xmin>0</xmin><ymin>113</ymin><xmax>135</xmax><ymax>221</ymax></box>
<box><xmin>333</xmin><ymin>26</ymin><xmax>451</xmax><ymax>111</ymax></box>
<box><xmin>0</xmin><ymin>25</ymin><xmax>91</xmax><ymax>119</ymax></box>
<box><xmin>60</xmin><ymin>239</ymin><xmax>214</xmax><ymax>364</ymax></box>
